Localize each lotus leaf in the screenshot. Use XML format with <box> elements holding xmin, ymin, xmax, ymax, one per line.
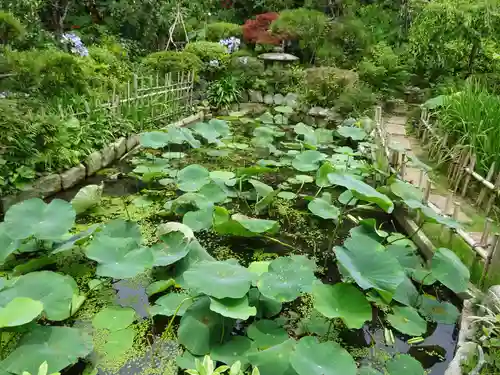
<box><xmin>0</xmin><ymin>224</ymin><xmax>19</xmax><ymax>264</ymax></box>
<box><xmin>418</xmin><ymin>295</ymin><xmax>460</xmax><ymax>324</ymax></box>
<box><xmin>290</xmin><ymin>336</ymin><xmax>357</xmax><ymax>375</ymax></box>
<box><xmin>0</xmin><ymin>325</ymin><xmax>92</xmax><ymax>375</ymax></box>
<box><xmin>358</xmin><ymin>367</ymin><xmax>383</xmax><ymax>375</ymax></box>
<box><xmin>248</xmin><ymin>288</ymin><xmax>282</xmax><ymax>318</ymax></box>
<box><xmin>393</xmin><ymin>276</ymin><xmax>420</xmax><ymax>307</ymax></box>
<box><xmin>214</xmin><ymin>210</ymin><xmax>279</xmax><ymax>237</ymax></box>
<box><xmin>338</xmin><ymin>190</ymin><xmax>358</xmax><ymax>206</ymax></box>
<box><xmin>156</xmin><ymin>221</ymin><xmax>194</xmax><ymax>240</ymax></box>
<box><xmin>178</xmin><ymin>298</ymin><xmax>232</xmax><ymax>355</ymax></box>
<box><xmin>177</xmin><ymin>165</ymin><xmax>211</xmax><ymax>192</ymax></box>
<box><xmin>313</xmin><ymin>282</ymin><xmax>371</xmax><ymax>329</ymax></box>
<box><xmin>334</xmin><ymin>236</ymin><xmax>404</xmax><ymax>296</ymax></box>
<box><xmin>247</xmin><ymin>339</ymin><xmax>296</xmax><ymax>375</ymax></box>
<box><xmin>296</xmin><ymin>310</ymin><xmax>331</xmax><ymax>336</ymax></box>
<box><xmin>71</xmin><ymin>184</ymin><xmax>103</xmax><ymax>214</ymax></box>
<box><xmin>249</xmin><ymin>179</ymin><xmax>274</xmax><ymax>198</ymax></box>
<box><xmin>308</xmin><ymin>199</ymin><xmax>340</xmax><ymax>220</ymax></box>
<box><xmin>0</xmin><ymin>271</ymin><xmax>79</xmax><ymax>321</ymax></box>
<box><xmin>387</xmin><ymin>245</ymin><xmax>421</xmax><ymax>271</ymax></box>
<box><xmin>183</xmin><ymin>205</ymin><xmax>214</xmax><ymax>232</ymax></box>
<box><xmin>337</xmin><ymin>126</ymin><xmax>367</xmax><ymax>141</ymax></box>
<box><xmin>287</xmin><ymin>175</ymin><xmax>314</xmax><ymax>185</ymax></box>
<box><xmin>192</xmin><ymin>122</ymin><xmax>224</xmax><ymax>144</ymax></box>
<box><xmin>328</xmin><ymin>173</ymin><xmax>394</xmax><ymax>213</ymax></box>
<box><xmin>86</xmin><ymin>236</ymin><xmax>153</xmax><ymax>279</ymax></box>
<box><xmin>101</xmin><ymin>327</ymin><xmax>135</xmax><ymax>358</ymax></box>
<box><xmin>146</xmin><ymin>279</ymin><xmax>176</xmax><ymax>297</ymax></box>
<box><xmin>274</xmin><ymin>114</ymin><xmax>288</xmax><ymax>125</ymax></box>
<box><xmin>387</xmin><ymin>306</ymin><xmax>427</xmax><ymax>336</ymax></box>
<box><xmin>4</xmin><ymin>199</ymin><xmax>75</xmax><ymax>240</ymax></box>
<box><xmin>211</xmin><ymin>336</ymin><xmax>253</xmax><ymax>367</ymax></box>
<box><xmin>209</xmin><ymin>119</ymin><xmax>231</xmax><ymax>136</ymax></box>
<box><xmin>274</xmin><ymin>105</ymin><xmax>293</xmax><ymax>114</ymax></box>
<box><xmin>247</xmin><ymin>320</ymin><xmax>289</xmax><ymax>349</ymax></box>
<box><xmin>257</xmin><ymin>255</ymin><xmax>317</xmax><ymax>302</ymax></box>
<box><xmin>165</xmin><ymin>127</ymin><xmax>201</xmax><ymax>148</ymax></box>
<box><xmin>411</xmin><ymin>267</ymin><xmax>437</xmax><ymax>285</ymax></box>
<box><xmin>98</xmin><ymin>219</ymin><xmax>142</xmax><ymax>242</ymax></box>
<box><xmin>277</xmin><ymin>192</ymin><xmax>297</xmax><ymax>200</ymax></box>
<box><xmin>0</xmin><ymin>297</ymin><xmax>43</xmax><ymax>328</ymax></box>
<box><xmin>294</xmin><ymin>123</ymin><xmax>317</xmax><ymax>145</ymax></box>
<box><xmin>431</xmin><ymin>248</ymin><xmax>470</xmax><ymax>294</ymax></box>
<box><xmin>133</xmin><ymin>158</ymin><xmax>171</xmax><ymax>175</ymax></box>
<box><xmin>237</xmin><ymin>166</ymin><xmax>274</xmax><ymax>177</ymax></box>
<box><xmin>292</xmin><ymin>151</ymin><xmax>325</xmax><ymax>172</ymax></box>
<box><xmin>259</xmin><ymin>112</ymin><xmax>274</xmax><ymax>124</ymax></box>
<box><xmin>92</xmin><ymin>306</ymin><xmax>136</xmax><ymax>331</ymax></box>
<box><xmin>209</xmin><ymin>296</ymin><xmax>257</xmax><ymax>319</ymax></box>
<box><xmin>419</xmin><ymin>206</ymin><xmax>460</xmax><ymax>229</ymax></box>
<box><xmin>183</xmin><ymin>260</ymin><xmax>253</xmax><ymax>299</ymax></box>
<box><xmin>139</xmin><ymin>131</ymin><xmax>171</xmax><ymax>149</ymax></box>
<box><xmin>387</xmin><ymin>354</ymin><xmax>425</xmax><ymax>375</ymax></box>
<box><xmin>248</xmin><ymin>261</ymin><xmax>271</xmax><ymax>279</ymax></box>
<box><xmin>210</xmin><ymin>171</ymin><xmax>236</xmax><ymax>182</ymax></box>
<box><xmin>390</xmin><ymin>180</ymin><xmax>423</xmax><ymax>204</ymax></box>
<box><xmin>315</xmin><ymin>162</ymin><xmax>335</xmax><ymax>187</ymax></box>
<box><xmin>150</xmin><ymin>292</ymin><xmax>193</xmax><ymax>316</ymax></box>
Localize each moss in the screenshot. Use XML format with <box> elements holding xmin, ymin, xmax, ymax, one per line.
<box><xmin>252</xmin><ymin>249</ymin><xmax>279</xmax><ymax>261</ymax></box>
<box><xmin>212</xmin><ymin>245</ymin><xmax>243</xmax><ymax>262</ymax></box>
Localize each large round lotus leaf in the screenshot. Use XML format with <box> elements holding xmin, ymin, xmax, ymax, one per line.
<box><xmin>292</xmin><ymin>150</ymin><xmax>325</xmax><ymax>172</ymax></box>
<box><xmin>315</xmin><ymin>162</ymin><xmax>335</xmax><ymax>187</ymax></box>
<box><xmin>232</xmin><ymin>214</ymin><xmax>279</xmax><ymax>234</ymax></box>
<box><xmin>4</xmin><ymin>198</ymin><xmax>75</xmax><ymax>240</ymax></box>
<box><xmin>211</xmin><ymin>336</ymin><xmax>254</xmax><ymax>367</ymax></box>
<box><xmin>312</xmin><ymin>283</ymin><xmax>371</xmax><ymax>329</ymax></box>
<box><xmin>247</xmin><ymin>339</ymin><xmax>296</xmax><ymax>375</ymax></box>
<box><xmin>183</xmin><ymin>206</ymin><xmax>214</xmax><ymax>232</ymax></box>
<box><xmin>98</xmin><ymin>219</ymin><xmax>142</xmax><ymax>242</ymax></box>
<box><xmin>387</xmin><ymin>354</ymin><xmax>425</xmax><ymax>375</ymax></box>
<box><xmin>290</xmin><ymin>336</ymin><xmax>356</xmax><ymax>375</ymax></box>
<box><xmin>164</xmin><ymin>127</ymin><xmax>201</xmax><ymax>148</ymax></box>
<box><xmin>192</xmin><ymin>122</ymin><xmax>224</xmax><ymax>144</ymax></box>
<box><xmin>418</xmin><ymin>295</ymin><xmax>459</xmax><ymax>324</ymax></box>
<box><xmin>0</xmin><ymin>297</ymin><xmax>43</xmax><ymax>328</ymax></box>
<box><xmin>327</xmin><ymin>173</ymin><xmax>394</xmax><ymax>213</ymax></box>
<box><xmin>386</xmin><ymin>245</ymin><xmax>422</xmax><ymax>271</ymax></box>
<box><xmin>387</xmin><ymin>306</ymin><xmax>427</xmax><ymax>336</ymax></box>
<box><xmin>139</xmin><ymin>131</ymin><xmax>171</xmax><ymax>148</ymax></box>
<box><xmin>257</xmin><ymin>255</ymin><xmax>317</xmax><ymax>302</ymax></box>
<box><xmin>156</xmin><ymin>221</ymin><xmax>194</xmax><ymax>240</ymax></box>
<box><xmin>358</xmin><ymin>367</ymin><xmax>383</xmax><ymax>375</ymax></box>
<box><xmin>209</xmin><ymin>119</ymin><xmax>231</xmax><ymax>137</ymax></box>
<box><xmin>419</xmin><ymin>205</ymin><xmax>461</xmax><ymax>229</ymax></box>
<box><xmin>0</xmin><ymin>325</ymin><xmax>92</xmax><ymax>375</ymax></box>
<box><xmin>247</xmin><ymin>320</ymin><xmax>289</xmax><ymax>349</ymax></box>
<box><xmin>152</xmin><ymin>231</ymin><xmax>194</xmax><ymax>266</ymax></box>
<box><xmin>308</xmin><ymin>198</ymin><xmax>340</xmax><ymax>220</ymax></box>
<box><xmin>172</xmin><ymin>241</ymin><xmax>215</xmax><ymax>288</ymax></box>
<box><xmin>71</xmin><ymin>184</ymin><xmax>103</xmax><ymax>214</ymax></box>
<box><xmin>150</xmin><ymin>292</ymin><xmax>193</xmax><ymax>316</ymax></box>
<box><xmin>177</xmin><ymin>165</ymin><xmax>211</xmax><ymax>192</ymax></box>
<box><xmin>431</xmin><ymin>248</ymin><xmax>470</xmax><ymax>294</ymax></box>
<box><xmin>334</xmin><ymin>240</ymin><xmax>404</xmax><ymax>296</ymax></box>
<box><xmin>209</xmin><ymin>296</ymin><xmax>257</xmax><ymax>319</ymax></box>
<box><xmin>178</xmin><ymin>298</ymin><xmax>232</xmax><ymax>355</ymax></box>
<box><xmin>92</xmin><ymin>306</ymin><xmax>136</xmax><ymax>331</ymax></box>
<box><xmin>183</xmin><ymin>260</ymin><xmax>253</xmax><ymax>299</ymax></box>
<box><xmin>199</xmin><ymin>182</ymin><xmax>228</xmax><ymax>203</ymax></box>
<box><xmin>393</xmin><ymin>276</ymin><xmax>420</xmax><ymax>307</ymax></box>
<box><xmin>0</xmin><ymin>271</ymin><xmax>78</xmax><ymax>321</ymax></box>
<box><xmin>337</xmin><ymin>126</ymin><xmax>367</xmax><ymax>141</ymax></box>
<box><xmin>287</xmin><ymin>175</ymin><xmax>314</xmax><ymax>185</ymax></box>
<box><xmin>294</xmin><ymin>123</ymin><xmax>317</xmax><ymax>144</ymax></box>
<box><xmin>248</xmin><ymin>288</ymin><xmax>282</xmax><ymax>318</ymax></box>
<box><xmin>86</xmin><ymin>236</ymin><xmax>153</xmax><ymax>279</ymax></box>
<box><xmin>214</xmin><ymin>210</ymin><xmax>280</xmax><ymax>237</ymax></box>
<box><xmin>210</xmin><ymin>171</ymin><xmax>236</xmax><ymax>182</ymax></box>
<box><xmin>101</xmin><ymin>327</ymin><xmax>135</xmax><ymax>358</ymax></box>
<box><xmin>277</xmin><ymin>192</ymin><xmax>297</xmax><ymax>200</ymax></box>
<box><xmin>249</xmin><ymin>179</ymin><xmax>274</xmax><ymax>197</ymax></box>
<box><xmin>274</xmin><ymin>105</ymin><xmax>293</xmax><ymax>114</ymax></box>
<box><xmin>0</xmin><ymin>223</ymin><xmax>19</xmax><ymax>265</ymax></box>
<box><xmin>390</xmin><ymin>179</ymin><xmax>423</xmax><ymax>204</ymax></box>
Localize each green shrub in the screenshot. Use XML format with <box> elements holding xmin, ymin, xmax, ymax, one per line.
<box><xmin>301</xmin><ymin>67</ymin><xmax>359</xmax><ymax>107</ymax></box>
<box><xmin>334</xmin><ymin>83</ymin><xmax>376</xmax><ymax>117</ymax></box>
<box><xmin>207</xmin><ymin>75</ymin><xmax>242</xmax><ymax>108</ymax></box>
<box><xmin>184</xmin><ymin>41</ymin><xmax>229</xmax><ymax>63</ymax></box>
<box><xmin>271</xmin><ymin>8</ymin><xmax>330</xmax><ymax>53</ymax></box>
<box><xmin>264</xmin><ymin>65</ymin><xmax>305</xmax><ymax>94</ymax></box>
<box><xmin>228</xmin><ymin>56</ymin><xmax>264</xmax><ymax>90</ymax></box>
<box><xmin>141</xmin><ymin>51</ymin><xmax>202</xmax><ymax>75</ymax></box>
<box><xmin>89</xmin><ymin>46</ymin><xmax>132</xmax><ymax>82</ymax></box>
<box><xmin>205</xmin><ymin>22</ymin><xmax>242</xmax><ymax>41</ymax></box>
<box><xmin>0</xmin><ymin>11</ymin><xmax>26</xmax><ymax>44</ymax></box>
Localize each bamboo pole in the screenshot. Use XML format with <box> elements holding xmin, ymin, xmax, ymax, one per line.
<box><xmin>480</xmin><ymin>218</ymin><xmax>494</xmax><ymax>246</ymax></box>
<box><xmin>400</xmin><ymin>153</ymin><xmax>406</xmax><ymax>180</ymax></box>
<box><xmin>481</xmin><ymin>234</ymin><xmax>500</xmax><ymax>288</ymax></box>
<box><xmin>478</xmin><ymin>162</ymin><xmax>496</xmax><ymax>206</ymax></box>
<box><xmin>454</xmin><ymin>150</ymin><xmax>471</xmax><ymax>193</ymax></box>
<box><xmin>461</xmin><ymin>154</ymin><xmax>477</xmax><ymax>197</ymax></box>
<box><xmin>486</xmin><ymin>172</ymin><xmax>500</xmax><ymax>215</ymax></box>
<box><xmin>445</xmin><ymin>190</ymin><xmax>453</xmax><ymax>215</ymax></box>
<box><xmin>423</xmin><ymin>180</ymin><xmax>432</xmax><ymax>205</ymax></box>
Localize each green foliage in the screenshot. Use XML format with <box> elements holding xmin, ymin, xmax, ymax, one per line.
<box><xmin>228</xmin><ymin>56</ymin><xmax>264</xmax><ymax>90</ymax></box>
<box><xmin>207</xmin><ymin>75</ymin><xmax>242</xmax><ymax>108</ymax></box>
<box><xmin>88</xmin><ymin>46</ymin><xmax>132</xmax><ymax>82</ymax></box>
<box><xmin>0</xmin><ymin>11</ymin><xmax>25</xmax><ymax>44</ymax></box>
<box><xmin>184</xmin><ymin>41</ymin><xmax>230</xmax><ymax>70</ymax></box>
<box><xmin>206</xmin><ymin>22</ymin><xmax>243</xmax><ymax>41</ymax></box>
<box><xmin>141</xmin><ymin>51</ymin><xmax>202</xmax><ymax>75</ymax></box>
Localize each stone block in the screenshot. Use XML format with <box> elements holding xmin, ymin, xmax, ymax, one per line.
<box><xmin>33</xmin><ymin>174</ymin><xmax>62</xmax><ymax>197</ymax></box>
<box><xmin>61</xmin><ymin>164</ymin><xmax>86</xmax><ymax>190</ymax></box>
<box><xmin>273</xmin><ymin>93</ymin><xmax>285</xmax><ymax>105</ymax></box>
<box><xmin>240</xmin><ymin>91</ymin><xmax>249</xmax><ymax>103</ymax></box>
<box><xmin>85</xmin><ymin>151</ymin><xmax>102</xmax><ymax>176</ymax></box>
<box><xmin>101</xmin><ymin>145</ymin><xmax>116</xmax><ymax>167</ymax></box>
<box><xmin>126</xmin><ymin>135</ymin><xmax>140</xmax><ymax>152</ymax></box>
<box><xmin>114</xmin><ymin>137</ymin><xmax>127</xmax><ymax>158</ymax></box>
<box><xmin>248</xmin><ymin>90</ymin><xmax>263</xmax><ymax>103</ymax></box>
<box><xmin>264</xmin><ymin>94</ymin><xmax>274</xmax><ymax>105</ymax></box>
<box><xmin>284</xmin><ymin>93</ymin><xmax>298</xmax><ymax>108</ymax></box>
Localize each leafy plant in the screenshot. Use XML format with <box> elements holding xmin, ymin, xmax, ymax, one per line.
<box><xmin>206</xmin><ymin>23</ymin><xmax>243</xmax><ymax>41</ymax></box>
<box><xmin>207</xmin><ymin>76</ymin><xmax>242</xmax><ymax>108</ymax></box>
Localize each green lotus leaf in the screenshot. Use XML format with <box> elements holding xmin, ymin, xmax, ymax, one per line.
<box><xmin>247</xmin><ymin>320</ymin><xmax>289</xmax><ymax>349</ymax></box>
<box><xmin>247</xmin><ymin>339</ymin><xmax>296</xmax><ymax>375</ymax></box>
<box><xmin>418</xmin><ymin>295</ymin><xmax>460</xmax><ymax>324</ymax></box>
<box><xmin>315</xmin><ymin>129</ymin><xmax>333</xmax><ymax>145</ymax></box>
<box><xmin>210</xmin><ymin>170</ymin><xmax>236</xmax><ymax>182</ymax></box>
<box><xmin>92</xmin><ymin>306</ymin><xmax>136</xmax><ymax>331</ymax></box>
<box><xmin>249</xmin><ymin>179</ymin><xmax>274</xmax><ymax>198</ymax></box>
<box><xmin>258</xmin><ymin>112</ymin><xmax>275</xmax><ymax>124</ymax></box>
<box><xmin>308</xmin><ymin>198</ymin><xmax>340</xmax><ymax>220</ymax></box>
<box><xmin>214</xmin><ymin>210</ymin><xmax>280</xmax><ymax>237</ymax></box>
<box><xmin>431</xmin><ymin>248</ymin><xmax>470</xmax><ymax>293</ymax></box>
<box><xmin>183</xmin><ymin>260</ymin><xmax>253</xmax><ymax>299</ymax></box>
<box><xmin>0</xmin><ymin>325</ymin><xmax>92</xmax><ymax>375</ymax></box>
<box><xmin>177</xmin><ymin>164</ymin><xmax>211</xmax><ymax>192</ymax></box>
<box><xmin>292</xmin><ymin>150</ymin><xmax>325</xmax><ymax>172</ymax></box>
<box><xmin>290</xmin><ymin>336</ymin><xmax>357</xmax><ymax>375</ymax></box>
<box><xmin>0</xmin><ymin>271</ymin><xmax>79</xmax><ymax>321</ymax></box>
<box><xmin>178</xmin><ymin>298</ymin><xmax>232</xmax><ymax>355</ymax></box>
<box><xmin>313</xmin><ymin>282</ymin><xmax>371</xmax><ymax>329</ymax></box>
<box><xmin>145</xmin><ymin>279</ymin><xmax>176</xmax><ymax>297</ymax></box>
<box><xmin>0</xmin><ymin>297</ymin><xmax>43</xmax><ymax>328</ymax></box>
<box><xmin>183</xmin><ymin>205</ymin><xmax>214</xmax><ymax>232</ymax></box>
<box><xmin>133</xmin><ymin>158</ymin><xmax>171</xmax><ymax>175</ymax></box>
<box><xmin>71</xmin><ymin>184</ymin><xmax>103</xmax><ymax>214</ymax></box>
<box><xmin>274</xmin><ymin>105</ymin><xmax>294</xmax><ymax>114</ymax></box>
<box><xmin>209</xmin><ymin>296</ymin><xmax>257</xmax><ymax>320</ymax></box>
<box><xmin>334</xmin><ymin>234</ymin><xmax>404</xmax><ymax>296</ymax></box>
<box><xmin>209</xmin><ymin>119</ymin><xmax>231</xmax><ymax>136</ymax></box>
<box><xmin>248</xmin><ymin>261</ymin><xmax>271</xmax><ymax>279</ymax></box>
<box><xmin>257</xmin><ymin>255</ymin><xmax>317</xmax><ymax>302</ymax></box>
<box><xmin>4</xmin><ymin>198</ymin><xmax>75</xmax><ymax>240</ymax></box>
<box><xmin>287</xmin><ymin>175</ymin><xmax>314</xmax><ymax>185</ymax></box>
<box><xmin>101</xmin><ymin>327</ymin><xmax>135</xmax><ymax>358</ymax></box>
<box><xmin>248</xmin><ymin>288</ymin><xmax>282</xmax><ymax>318</ymax></box>
<box><xmin>359</xmin><ymin>219</ymin><xmax>388</xmax><ymax>238</ymax></box>
<box><xmin>237</xmin><ymin>165</ymin><xmax>274</xmax><ymax>177</ymax></box>
<box><xmin>294</xmin><ymin>123</ymin><xmax>317</xmax><ymax>145</ymax></box>
<box><xmin>386</xmin><ymin>233</ymin><xmax>417</xmax><ymax>249</ymax></box>
<box><xmin>387</xmin><ymin>354</ymin><xmax>425</xmax><ymax>375</ymax></box>
<box><xmin>274</xmin><ymin>114</ymin><xmax>288</xmax><ymax>125</ymax></box>
<box><xmin>338</xmin><ymin>190</ymin><xmax>358</xmax><ymax>206</ymax></box>
<box><xmin>390</xmin><ymin>179</ymin><xmax>423</xmax><ymax>204</ymax></box>
<box><xmin>86</xmin><ymin>236</ymin><xmax>153</xmax><ymax>279</ymax></box>
<box><xmin>165</xmin><ymin>127</ymin><xmax>201</xmax><ymax>148</ymax></box>
<box><xmin>387</xmin><ymin>306</ymin><xmax>427</xmax><ymax>336</ymax></box>
<box><xmin>150</xmin><ymin>292</ymin><xmax>193</xmax><ymax>316</ymax></box>
<box><xmin>337</xmin><ymin>126</ymin><xmax>367</xmax><ymax>141</ymax></box>
<box><xmin>168</xmin><ymin>192</ymin><xmax>212</xmax><ymax>213</ymax></box>
<box><xmin>139</xmin><ymin>131</ymin><xmax>171</xmax><ymax>148</ymax></box>
<box><xmin>387</xmin><ymin>245</ymin><xmax>422</xmax><ymax>271</ymax></box>
<box><xmin>0</xmin><ymin>223</ymin><xmax>20</xmax><ymax>265</ymax></box>
<box><xmin>192</xmin><ymin>122</ymin><xmax>224</xmax><ymax>144</ymax></box>
<box><xmin>98</xmin><ymin>219</ymin><xmax>142</xmax><ymax>241</ymax></box>
<box><xmin>358</xmin><ymin>366</ymin><xmax>383</xmax><ymax>375</ymax></box>
<box><xmin>277</xmin><ymin>191</ymin><xmax>297</xmax><ymax>200</ymax></box>
<box><xmin>411</xmin><ymin>267</ymin><xmax>437</xmax><ymax>285</ymax></box>
<box><xmin>315</xmin><ymin>161</ymin><xmax>335</xmax><ymax>187</ymax></box>
<box><xmin>419</xmin><ymin>206</ymin><xmax>461</xmax><ymax>229</ymax></box>
<box><xmin>328</xmin><ymin>172</ymin><xmax>394</xmax><ymax>213</ymax></box>
<box><xmin>161</xmin><ymin>151</ymin><xmax>186</xmax><ymax>159</ymax></box>
<box><xmin>211</xmin><ymin>336</ymin><xmax>254</xmax><ymax>367</ymax></box>
<box><xmin>393</xmin><ymin>276</ymin><xmax>420</xmax><ymax>307</ymax></box>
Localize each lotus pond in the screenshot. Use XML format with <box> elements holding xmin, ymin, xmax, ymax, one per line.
<box><xmin>0</xmin><ymin>106</ymin><xmax>471</xmax><ymax>375</ymax></box>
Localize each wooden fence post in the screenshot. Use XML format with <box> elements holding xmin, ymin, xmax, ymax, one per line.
<box><xmin>478</xmin><ymin>162</ymin><xmax>496</xmax><ymax>207</ymax></box>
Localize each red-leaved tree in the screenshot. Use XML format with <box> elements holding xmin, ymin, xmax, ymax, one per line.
<box><xmin>242</xmin><ymin>12</ymin><xmax>282</xmax><ymax>45</ymax></box>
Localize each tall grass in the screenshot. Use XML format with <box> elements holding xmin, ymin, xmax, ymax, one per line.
<box><xmin>435</xmin><ymin>80</ymin><xmax>500</xmax><ymax>175</ymax></box>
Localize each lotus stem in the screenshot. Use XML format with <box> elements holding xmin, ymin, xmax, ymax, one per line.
<box><xmin>262</xmin><ymin>235</ymin><xmax>294</xmax><ymax>251</ymax></box>
<box><xmin>165</xmin><ymin>297</ymin><xmax>194</xmax><ymax>336</ymax></box>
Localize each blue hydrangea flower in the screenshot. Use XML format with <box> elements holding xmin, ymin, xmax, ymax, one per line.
<box><xmin>219</xmin><ymin>37</ymin><xmax>241</xmax><ymax>54</ymax></box>
<box><xmin>61</xmin><ymin>33</ymin><xmax>89</xmax><ymax>57</ymax></box>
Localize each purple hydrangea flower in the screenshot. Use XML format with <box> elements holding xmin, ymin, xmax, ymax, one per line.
<box><xmin>219</xmin><ymin>37</ymin><xmax>241</xmax><ymax>54</ymax></box>
<box><xmin>61</xmin><ymin>33</ymin><xmax>89</xmax><ymax>57</ymax></box>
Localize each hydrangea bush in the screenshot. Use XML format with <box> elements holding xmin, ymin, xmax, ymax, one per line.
<box><xmin>220</xmin><ymin>37</ymin><xmax>241</xmax><ymax>53</ymax></box>
<box><xmin>61</xmin><ymin>33</ymin><xmax>88</xmax><ymax>57</ymax></box>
